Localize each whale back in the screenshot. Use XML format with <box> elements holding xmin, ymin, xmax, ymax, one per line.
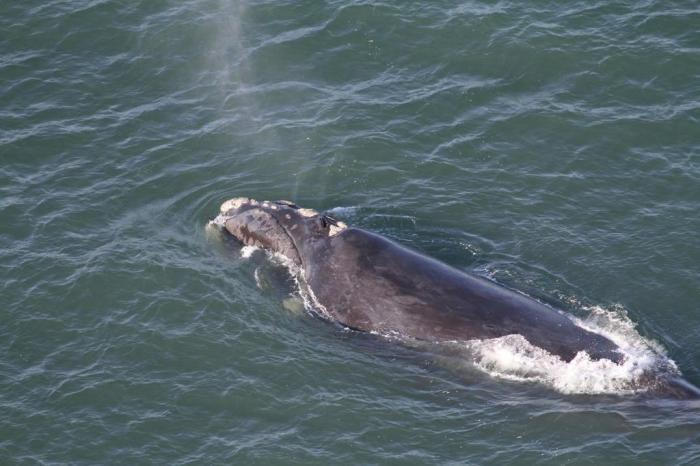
<box><xmin>304</xmin><ymin>228</ymin><xmax>622</xmax><ymax>364</ymax></box>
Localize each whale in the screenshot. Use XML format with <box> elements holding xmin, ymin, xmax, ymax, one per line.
<box><xmin>211</xmin><ymin>197</ymin><xmax>700</xmax><ymax>398</ymax></box>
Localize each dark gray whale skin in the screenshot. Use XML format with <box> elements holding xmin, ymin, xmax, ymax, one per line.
<box><xmin>216</xmin><ymin>197</ymin><xmax>620</xmax><ymax>363</ymax></box>
<box><xmin>309</xmin><ymin>227</ymin><xmax>623</xmax><ymax>363</ymax></box>
<box><xmin>215</xmin><ymin>198</ymin><xmax>700</xmax><ymax>398</ymax></box>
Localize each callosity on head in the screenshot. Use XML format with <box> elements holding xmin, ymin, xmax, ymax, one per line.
<box><xmin>211</xmin><ymin>197</ymin><xmax>347</xmax><ymax>265</ymax></box>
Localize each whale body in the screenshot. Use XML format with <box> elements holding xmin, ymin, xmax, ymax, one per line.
<box><xmin>211</xmin><ymin>197</ymin><xmax>700</xmax><ymax>398</ymax></box>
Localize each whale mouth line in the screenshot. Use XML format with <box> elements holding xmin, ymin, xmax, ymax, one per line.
<box><xmin>210</xmin><ymin>209</ymin><xmax>304</xmax><ymax>266</ymax></box>
<box><xmin>268</xmin><ymin>211</ymin><xmax>304</xmax><ymax>267</ymax></box>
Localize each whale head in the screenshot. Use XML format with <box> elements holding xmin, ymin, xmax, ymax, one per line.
<box><xmin>212</xmin><ymin>197</ymin><xmax>347</xmax><ymax>265</ymax></box>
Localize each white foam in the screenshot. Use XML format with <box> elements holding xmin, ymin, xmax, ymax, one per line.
<box><xmin>298</xmin><ymin>208</ymin><xmax>319</xmax><ymax>218</ymax></box>
<box><xmin>454</xmin><ymin>305</ymin><xmax>679</xmax><ymax>395</ymax></box>
<box><xmin>328</xmin><ymin>221</ymin><xmax>347</xmax><ymax>236</ymax></box>
<box><xmin>253</xmin><ymin>267</ymin><xmax>263</xmax><ymax>288</ymax></box>
<box><xmin>326</xmin><ymin>206</ymin><xmax>358</xmax><ymax>216</ymax></box>
<box><xmin>220</xmin><ymin>197</ymin><xmax>256</xmax><ymax>214</ymax></box>
<box><xmin>240</xmin><ymin>245</ymin><xmax>259</xmax><ymax>258</ymax></box>
<box><xmin>209</xmin><ymin>213</ymin><xmax>231</xmax><ymax>228</ymax></box>
<box><xmin>204</xmin><ymin>220</ymin><xmax>222</xmax><ymax>238</ymax></box>
<box><xmin>264</xmin><ymin>250</ymin><xmax>333</xmax><ymax>321</ymax></box>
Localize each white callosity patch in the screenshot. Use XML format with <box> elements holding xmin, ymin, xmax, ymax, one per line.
<box><xmin>329</xmin><ymin>221</ymin><xmax>347</xmax><ymax>236</ymax></box>
<box><xmin>326</xmin><ymin>206</ymin><xmax>358</xmax><ymax>217</ymax></box>
<box><xmin>298</xmin><ymin>208</ymin><xmax>318</xmax><ymax>218</ymax></box>
<box><xmin>219</xmin><ymin>197</ymin><xmax>257</xmax><ymax>214</ymax></box>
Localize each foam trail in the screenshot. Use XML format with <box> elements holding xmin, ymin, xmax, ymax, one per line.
<box><xmin>454</xmin><ymin>305</ymin><xmax>680</xmax><ymax>395</ymax></box>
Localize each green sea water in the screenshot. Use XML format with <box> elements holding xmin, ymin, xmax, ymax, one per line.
<box><xmin>2</xmin><ymin>0</ymin><xmax>700</xmax><ymax>464</ymax></box>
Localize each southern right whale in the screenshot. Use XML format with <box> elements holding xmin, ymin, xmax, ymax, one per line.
<box><xmin>210</xmin><ymin>197</ymin><xmax>700</xmax><ymax>399</ymax></box>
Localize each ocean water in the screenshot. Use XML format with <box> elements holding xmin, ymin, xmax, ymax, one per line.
<box><xmin>2</xmin><ymin>0</ymin><xmax>700</xmax><ymax>464</ymax></box>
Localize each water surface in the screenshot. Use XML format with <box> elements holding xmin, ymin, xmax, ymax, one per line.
<box><xmin>2</xmin><ymin>0</ymin><xmax>700</xmax><ymax>463</ymax></box>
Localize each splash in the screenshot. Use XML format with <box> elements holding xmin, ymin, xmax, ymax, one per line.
<box><xmin>209</xmin><ymin>213</ymin><xmax>231</xmax><ymax>228</ymax></box>
<box><xmin>455</xmin><ymin>305</ymin><xmax>678</xmax><ymax>395</ymax></box>
<box><xmin>240</xmin><ymin>245</ymin><xmax>259</xmax><ymax>258</ymax></box>
<box><xmin>326</xmin><ymin>206</ymin><xmax>358</xmax><ymax>217</ymax></box>
<box><xmin>264</xmin><ymin>250</ymin><xmax>332</xmax><ymax>321</ymax></box>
